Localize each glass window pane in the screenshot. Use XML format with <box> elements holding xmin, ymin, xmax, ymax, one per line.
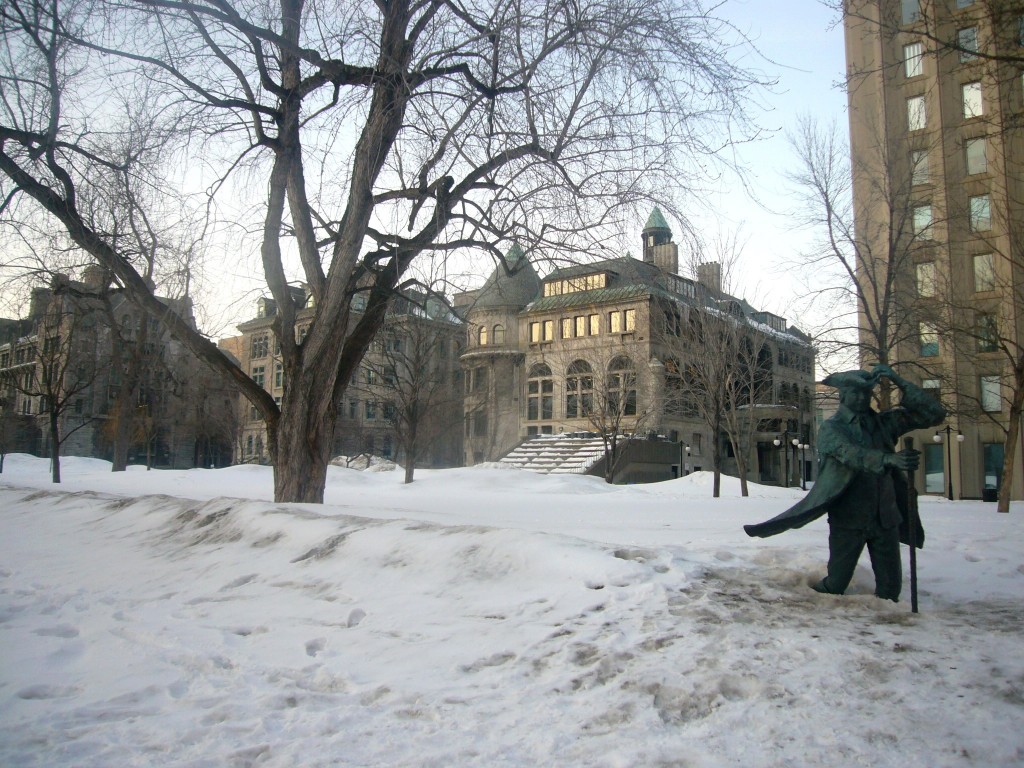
<box><xmin>902</xmin><ymin>0</ymin><xmax>921</xmax><ymax>23</ymax></box>
<box><xmin>969</xmin><ymin>195</ymin><xmax>991</xmax><ymax>231</ymax></box>
<box><xmin>907</xmin><ymin>96</ymin><xmax>926</xmax><ymax>130</ymax></box>
<box><xmin>913</xmin><ymin>204</ymin><xmax>933</xmax><ymax>236</ymax></box>
<box><xmin>911</xmin><ymin>149</ymin><xmax>929</xmax><ymax>185</ymax></box>
<box><xmin>958</xmin><ymin>27</ymin><xmax>978</xmax><ymax>61</ymax></box>
<box><xmin>965</xmin><ymin>137</ymin><xmax>987</xmax><ymax>175</ymax></box>
<box><xmin>919</xmin><ymin>322</ymin><xmax>939</xmax><ymax>356</ymax></box>
<box><xmin>973</xmin><ymin>253</ymin><xmax>995</xmax><ymax>292</ymax></box>
<box><xmin>916</xmin><ymin>262</ymin><xmax>935</xmax><ymax>297</ymax></box>
<box><xmin>924</xmin><ymin>443</ymin><xmax>944</xmax><ymax>493</ymax></box>
<box><xmin>983</xmin><ymin>442</ymin><xmax>1004</xmax><ymax>490</ymax></box>
<box><xmin>904</xmin><ymin>42</ymin><xmax>924</xmax><ymax>77</ymax></box>
<box><xmin>980</xmin><ymin>375</ymin><xmax>1001</xmax><ymax>412</ymax></box>
<box><xmin>962</xmin><ymin>82</ymin><xmax>983</xmax><ymax>118</ymax></box>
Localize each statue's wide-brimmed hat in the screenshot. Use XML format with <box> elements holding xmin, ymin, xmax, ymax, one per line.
<box><xmin>821</xmin><ymin>369</ymin><xmax>877</xmax><ymax>391</ymax></box>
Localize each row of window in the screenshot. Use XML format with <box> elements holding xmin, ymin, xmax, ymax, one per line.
<box><xmin>910</xmin><ymin>135</ymin><xmax>987</xmax><ymax>189</ymax></box>
<box><xmin>916</xmin><ymin>252</ymin><xmax>995</xmax><ymax>298</ymax></box>
<box><xmin>921</xmin><ymin>373</ymin><xmax>1002</xmax><ymax>413</ymax></box>
<box><xmin>905</xmin><ymin>79</ymin><xmax>983</xmax><ymax>134</ymax></box>
<box><xmin>542</xmin><ymin>273</ymin><xmax>609</xmax><ymax>298</ymax></box>
<box><xmin>910</xmin><ymin>193</ymin><xmax>991</xmax><ymax>241</ymax></box>
<box><xmin>918</xmin><ymin>312</ymin><xmax>997</xmax><ymax>358</ymax></box>
<box><xmin>525</xmin><ymin>359</ymin><xmax>638</xmax><ymax>421</ymax></box>
<box><xmin>528</xmin><ymin>309</ymin><xmax>636</xmax><ymax>344</ymax></box>
<box><xmin>346</xmin><ymin>399</ymin><xmax>397</xmax><ymax>422</ymax></box>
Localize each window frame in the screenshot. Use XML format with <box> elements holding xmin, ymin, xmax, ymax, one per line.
<box><xmin>903</xmin><ymin>42</ymin><xmax>924</xmax><ymax>78</ymax></box>
<box><xmin>962</xmin><ymin>81</ymin><xmax>983</xmax><ymax>119</ymax></box>
<box><xmin>973</xmin><ymin>253</ymin><xmax>995</xmax><ymax>292</ymax></box>
<box><xmin>957</xmin><ymin>27</ymin><xmax>978</xmax><ymax>62</ymax></box>
<box><xmin>965</xmin><ymin>137</ymin><xmax>987</xmax><ymax>175</ymax></box>
<box><xmin>907</xmin><ymin>95</ymin><xmax>926</xmax><ymax>131</ymax></box>
<box><xmin>969</xmin><ymin>194</ymin><xmax>991</xmax><ymax>232</ymax></box>
<box><xmin>980</xmin><ymin>375</ymin><xmax>1001</xmax><ymax>413</ymax></box>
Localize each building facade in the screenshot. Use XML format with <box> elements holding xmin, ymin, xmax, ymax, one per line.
<box><xmin>0</xmin><ymin>268</ymin><xmax>234</xmax><ymax>467</ymax></box>
<box><xmin>231</xmin><ymin>287</ymin><xmax>464</xmax><ymax>468</ymax></box>
<box><xmin>845</xmin><ymin>0</ymin><xmax>1024</xmax><ymax>499</ymax></box>
<box><xmin>458</xmin><ymin>211</ymin><xmax>817</xmax><ymax>485</ymax></box>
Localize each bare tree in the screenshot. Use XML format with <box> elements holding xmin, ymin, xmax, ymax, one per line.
<box><xmin>355</xmin><ymin>287</ymin><xmax>462</xmax><ymax>483</ymax></box>
<box><xmin>1</xmin><ymin>0</ymin><xmax>766</xmax><ymax>502</ymax></box>
<box><xmin>786</xmin><ymin>115</ymin><xmax>945</xmax><ymax>407</ymax></box>
<box><xmin>3</xmin><ymin>289</ymin><xmax>97</xmax><ymax>481</ymax></box>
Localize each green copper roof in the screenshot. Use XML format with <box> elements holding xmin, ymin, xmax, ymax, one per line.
<box><xmin>643</xmin><ymin>207</ymin><xmax>671</xmax><ymax>232</ymax></box>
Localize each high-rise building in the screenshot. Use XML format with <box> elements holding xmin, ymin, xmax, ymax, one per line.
<box><xmin>844</xmin><ymin>0</ymin><xmax>1023</xmax><ymax>500</ymax></box>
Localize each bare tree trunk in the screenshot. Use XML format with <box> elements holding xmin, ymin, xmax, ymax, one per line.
<box><xmin>48</xmin><ymin>410</ymin><xmax>61</xmax><ymax>483</ymax></box>
<box><xmin>998</xmin><ymin>371</ymin><xmax>1024</xmax><ymax>514</ymax></box>
<box><xmin>735</xmin><ymin>448</ymin><xmax>749</xmax><ymax>497</ymax></box>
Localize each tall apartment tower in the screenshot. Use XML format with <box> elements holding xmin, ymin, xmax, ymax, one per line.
<box><xmin>844</xmin><ymin>0</ymin><xmax>1023</xmax><ymax>500</ymax></box>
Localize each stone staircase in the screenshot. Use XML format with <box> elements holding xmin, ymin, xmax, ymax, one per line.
<box><xmin>499</xmin><ymin>434</ymin><xmax>607</xmax><ymax>475</ymax></box>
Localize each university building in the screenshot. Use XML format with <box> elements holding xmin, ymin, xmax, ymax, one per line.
<box><xmin>232</xmin><ymin>286</ymin><xmax>464</xmax><ymax>467</ymax></box>
<box><xmin>844</xmin><ymin>0</ymin><xmax>1024</xmax><ymax>499</ymax></box>
<box><xmin>457</xmin><ymin>210</ymin><xmax>817</xmax><ymax>485</ymax></box>
<box><xmin>0</xmin><ymin>267</ymin><xmax>234</xmax><ymax>467</ymax></box>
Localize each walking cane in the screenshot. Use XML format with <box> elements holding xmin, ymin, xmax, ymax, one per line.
<box><xmin>903</xmin><ymin>437</ymin><xmax>919</xmax><ymax>614</ymax></box>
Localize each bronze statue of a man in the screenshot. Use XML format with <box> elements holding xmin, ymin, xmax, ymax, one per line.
<box><xmin>745</xmin><ymin>364</ymin><xmax>946</xmax><ymax>601</ymax></box>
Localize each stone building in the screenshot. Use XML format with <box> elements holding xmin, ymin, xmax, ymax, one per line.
<box><xmin>844</xmin><ymin>0</ymin><xmax>1024</xmax><ymax>499</ymax></box>
<box><xmin>231</xmin><ymin>286</ymin><xmax>464</xmax><ymax>468</ymax></box>
<box><xmin>458</xmin><ymin>210</ymin><xmax>817</xmax><ymax>485</ymax></box>
<box><xmin>0</xmin><ymin>268</ymin><xmax>234</xmax><ymax>467</ymax></box>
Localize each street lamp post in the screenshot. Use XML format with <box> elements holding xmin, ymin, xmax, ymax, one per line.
<box><xmin>933</xmin><ymin>425</ymin><xmax>964</xmax><ymax>500</ymax></box>
<box><xmin>795</xmin><ymin>441</ymin><xmax>810</xmax><ymax>490</ymax></box>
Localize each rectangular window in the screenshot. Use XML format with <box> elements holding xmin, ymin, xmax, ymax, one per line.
<box><xmin>965</xmin><ymin>137</ymin><xmax>987</xmax><ymax>175</ymax></box>
<box><xmin>980</xmin><ymin>375</ymin><xmax>1001</xmax><ymax>412</ymax></box>
<box><xmin>609</xmin><ymin>311</ymin><xmax>622</xmax><ymax>333</ymax></box>
<box><xmin>956</xmin><ymin>0</ymin><xmax>974</xmax><ymax>7</ymax></box>
<box><xmin>902</xmin><ymin>0</ymin><xmax>920</xmax><ymax>23</ymax></box>
<box><xmin>529</xmin><ymin>322</ymin><xmax>540</xmax><ymax>343</ymax></box>
<box><xmin>923</xmin><ymin>378</ymin><xmax>941</xmax><ymax>401</ymax></box>
<box><xmin>543</xmin><ymin>320</ymin><xmax>554</xmax><ymax>341</ymax></box>
<box><xmin>588</xmin><ymin>314</ymin><xmax>600</xmax><ymax>335</ymax></box>
<box><xmin>983</xmin><ymin>442</ymin><xmax>1004</xmax><ymax>491</ymax></box>
<box><xmin>912</xmin><ymin>204</ymin><xmax>933</xmax><ymax>237</ymax></box>
<box><xmin>916</xmin><ymin>262</ymin><xmax>936</xmax><ymax>297</ymax></box>
<box><xmin>969</xmin><ymin>195</ymin><xmax>991</xmax><ymax>231</ymax></box>
<box><xmin>624</xmin><ymin>309</ymin><xmax>636</xmax><ymax>332</ymax></box>
<box><xmin>907</xmin><ymin>95</ymin><xmax>926</xmax><ymax>131</ymax></box>
<box><xmin>365</xmin><ymin>401</ymin><xmax>377</xmax><ymax>420</ymax></box>
<box><xmin>958</xmin><ymin>27</ymin><xmax>978</xmax><ymax>61</ymax></box>
<box><xmin>976</xmin><ymin>314</ymin><xmax>998</xmax><ymax>352</ymax></box>
<box><xmin>962</xmin><ymin>82</ymin><xmax>983</xmax><ymax>118</ymax></box>
<box><xmin>348</xmin><ymin>399</ymin><xmax>358</xmax><ymax>419</ymax></box>
<box><xmin>911</xmin><ymin>149</ymin><xmax>929</xmax><ymax>185</ymax></box>
<box><xmin>903</xmin><ymin>42</ymin><xmax>924</xmax><ymax>77</ymax></box>
<box><xmin>274</xmin><ymin>362</ymin><xmax>283</xmax><ymax>388</ymax></box>
<box><xmin>924</xmin><ymin>443</ymin><xmax>944</xmax><ymax>494</ymax></box>
<box><xmin>919</xmin><ymin>322</ymin><xmax>939</xmax><ymax>357</ymax></box>
<box><xmin>252</xmin><ymin>365</ymin><xmax>266</xmax><ymax>388</ymax></box>
<box><xmin>575</xmin><ymin>316</ymin><xmax>586</xmax><ymax>337</ymax></box>
<box><xmin>561</xmin><ymin>318</ymin><xmax>573</xmax><ymax>339</ymax></box>
<box><xmin>973</xmin><ymin>253</ymin><xmax>995</xmax><ymax>292</ymax></box>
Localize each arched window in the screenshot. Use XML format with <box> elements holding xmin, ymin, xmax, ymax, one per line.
<box><xmin>527</xmin><ymin>363</ymin><xmax>553</xmax><ymax>421</ymax></box>
<box><xmin>566</xmin><ymin>360</ymin><xmax>594</xmax><ymax>419</ymax></box>
<box><xmin>493</xmin><ymin>325</ymin><xmax>505</xmax><ymax>345</ymax></box>
<box><xmin>779</xmin><ymin>382</ymin><xmax>791</xmax><ymax>406</ymax></box>
<box><xmin>608</xmin><ymin>356</ymin><xmax>637</xmax><ymax>416</ymax></box>
<box><xmin>478</xmin><ymin>325</ymin><xmax>488</xmax><ymax>346</ymax></box>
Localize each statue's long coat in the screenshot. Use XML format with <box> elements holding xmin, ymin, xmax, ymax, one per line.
<box><xmin>744</xmin><ymin>384</ymin><xmax>946</xmax><ymax>547</ymax></box>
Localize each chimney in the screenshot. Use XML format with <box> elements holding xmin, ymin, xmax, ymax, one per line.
<box><xmin>697</xmin><ymin>262</ymin><xmax>722</xmax><ymax>294</ymax></box>
<box><xmin>82</xmin><ymin>264</ymin><xmax>111</xmax><ymax>291</ymax></box>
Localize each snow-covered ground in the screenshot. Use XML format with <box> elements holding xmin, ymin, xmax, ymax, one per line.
<box><xmin>1</xmin><ymin>454</ymin><xmax>1022</xmax><ymax>767</ymax></box>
